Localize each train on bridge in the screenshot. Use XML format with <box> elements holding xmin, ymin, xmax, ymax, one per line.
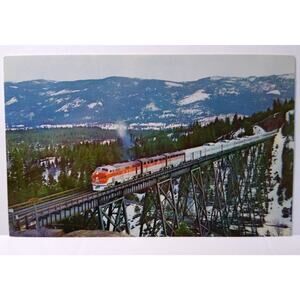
<box><xmin>91</xmin><ymin>129</ymin><xmax>275</xmax><ymax>191</ymax></box>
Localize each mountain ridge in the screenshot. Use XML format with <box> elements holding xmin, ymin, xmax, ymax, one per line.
<box><xmin>4</xmin><ymin>74</ymin><xmax>295</xmax><ymax>127</ymax></box>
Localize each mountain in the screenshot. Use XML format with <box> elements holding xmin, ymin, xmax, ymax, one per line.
<box><xmin>4</xmin><ymin>74</ymin><xmax>295</xmax><ymax>127</ymax></box>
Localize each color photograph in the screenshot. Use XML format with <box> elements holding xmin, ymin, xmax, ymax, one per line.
<box><xmin>5</xmin><ymin>54</ymin><xmax>295</xmax><ymax>237</ymax></box>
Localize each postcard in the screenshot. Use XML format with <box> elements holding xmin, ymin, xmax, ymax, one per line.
<box><xmin>4</xmin><ymin>54</ymin><xmax>295</xmax><ymax>237</ymax></box>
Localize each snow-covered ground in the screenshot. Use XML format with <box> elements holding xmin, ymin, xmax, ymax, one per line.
<box><xmin>177</xmin><ymin>89</ymin><xmax>210</xmax><ymax>106</ymax></box>
<box><xmin>199</xmin><ymin>113</ymin><xmax>246</xmax><ymax>126</ymax></box>
<box><xmin>43</xmin><ymin>167</ymin><xmax>61</xmax><ymax>182</ymax></box>
<box><xmin>124</xmin><ymin>193</ymin><xmax>145</xmax><ymax>236</ymax></box>
<box><xmin>253</xmin><ymin>125</ymin><xmax>265</xmax><ymax>135</ymax></box>
<box><xmin>125</xmin><ymin>189</ymin><xmax>181</xmax><ymax>237</ymax></box>
<box><xmin>126</xmin><ymin>203</ymin><xmax>143</xmax><ymax>236</ymax></box>
<box><xmin>257</xmin><ymin>128</ymin><xmax>292</xmax><ymax>236</ymax></box>
<box><xmin>218</xmin><ymin>87</ymin><xmax>239</xmax><ymax>96</ymax></box>
<box><xmin>40</xmin><ymin>157</ymin><xmax>61</xmax><ymax>183</ymax></box>
<box><xmin>180</xmin><ymin>108</ymin><xmax>203</xmax><ymax>115</ymax></box>
<box><xmin>44</xmin><ymin>89</ymin><xmax>80</xmax><ymax>96</ymax></box>
<box><xmin>158</xmin><ymin>112</ymin><xmax>176</xmax><ymax>119</ymax></box>
<box><xmin>5</xmin><ymin>97</ymin><xmax>18</xmax><ymax>106</ymax></box>
<box><xmin>165</xmin><ymin>81</ymin><xmax>183</xmax><ymax>88</ymax></box>
<box><xmin>56</xmin><ymin>98</ymin><xmax>86</xmax><ymax>112</ymax></box>
<box><xmin>128</xmin><ymin>122</ymin><xmax>188</xmax><ymax>130</ymax></box>
<box><xmin>285</xmin><ymin>110</ymin><xmax>294</xmax><ymax>150</ymax></box>
<box><xmin>144</xmin><ymin>102</ymin><xmax>160</xmax><ymax>111</ymax></box>
<box><xmin>267</xmin><ymin>89</ymin><xmax>281</xmax><ymax>95</ymax></box>
<box><xmin>233</xmin><ymin>128</ymin><xmax>245</xmax><ymax>138</ymax></box>
<box><xmin>87</xmin><ymin>101</ymin><xmax>103</xmax><ymax>109</ymax></box>
<box><xmin>285</xmin><ymin>109</ymin><xmax>294</xmax><ymax>123</ymax></box>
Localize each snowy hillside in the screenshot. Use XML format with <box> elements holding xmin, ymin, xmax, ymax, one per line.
<box><xmin>257</xmin><ymin>111</ymin><xmax>294</xmax><ymax>236</ymax></box>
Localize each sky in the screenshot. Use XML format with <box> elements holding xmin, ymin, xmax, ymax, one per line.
<box><xmin>4</xmin><ymin>55</ymin><xmax>295</xmax><ymax>82</ymax></box>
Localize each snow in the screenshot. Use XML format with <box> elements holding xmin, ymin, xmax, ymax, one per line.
<box><xmin>253</xmin><ymin>125</ymin><xmax>266</xmax><ymax>135</ymax></box>
<box><xmin>159</xmin><ymin>113</ymin><xmax>176</xmax><ymax>119</ymax></box>
<box><xmin>40</xmin><ymin>157</ymin><xmax>56</xmax><ymax>167</ymax></box>
<box><xmin>225</xmin><ymin>79</ymin><xmax>239</xmax><ymax>84</ymax></box>
<box><xmin>56</xmin><ymin>98</ymin><xmax>86</xmax><ymax>112</ymax></box>
<box><xmin>128</xmin><ymin>122</ymin><xmax>187</xmax><ymax>131</ymax></box>
<box><xmin>54</xmin><ymin>98</ymin><xmax>65</xmax><ymax>104</ymax></box>
<box><xmin>73</xmin><ymin>98</ymin><xmax>85</xmax><ymax>108</ymax></box>
<box><xmin>121</xmin><ymin>193</ymin><xmax>146</xmax><ymax>236</ymax></box>
<box><xmin>46</xmin><ymin>89</ymin><xmax>80</xmax><ymax>96</ymax></box>
<box><xmin>145</xmin><ymin>102</ymin><xmax>160</xmax><ymax>111</ymax></box>
<box><xmin>285</xmin><ymin>110</ymin><xmax>294</xmax><ymax>150</ymax></box>
<box><xmin>272</xmin><ymin>129</ymin><xmax>285</xmax><ymax>176</ymax></box>
<box><xmin>39</xmin><ymin>124</ymin><xmax>74</xmax><ymax>129</ymax></box>
<box><xmin>178</xmin><ymin>89</ymin><xmax>210</xmax><ymax>106</ymax></box>
<box><xmin>87</xmin><ymin>101</ymin><xmax>103</xmax><ymax>109</ymax></box>
<box><xmin>218</xmin><ymin>87</ymin><xmax>239</xmax><ymax>96</ymax></box>
<box><xmin>165</xmin><ymin>81</ymin><xmax>183</xmax><ymax>88</ymax></box>
<box><xmin>180</xmin><ymin>108</ymin><xmax>202</xmax><ymax>114</ymax></box>
<box><xmin>233</xmin><ymin>128</ymin><xmax>245</xmax><ymax>138</ymax></box>
<box><xmin>47</xmin><ymin>96</ymin><xmax>71</xmax><ymax>103</ymax></box>
<box><xmin>124</xmin><ymin>191</ymin><xmax>168</xmax><ymax>237</ymax></box>
<box><xmin>257</xmin><ymin>128</ymin><xmax>291</xmax><ymax>236</ymax></box>
<box><xmin>125</xmin><ymin>203</ymin><xmax>142</xmax><ymax>236</ymax></box>
<box><xmin>198</xmin><ymin>114</ymin><xmax>246</xmax><ymax>126</ymax></box>
<box><xmin>5</xmin><ymin>97</ymin><xmax>18</xmax><ymax>106</ymax></box>
<box><xmin>129</xmin><ymin>122</ymin><xmax>165</xmax><ymax>130</ymax></box>
<box><xmin>260</xmin><ymin>82</ymin><xmax>276</xmax><ymax>92</ymax></box>
<box><xmin>165</xmin><ymin>123</ymin><xmax>187</xmax><ymax>129</ymax></box>
<box><xmin>210</xmin><ymin>76</ymin><xmax>223</xmax><ymax>81</ymax></box>
<box><xmin>41</xmin><ymin>157</ymin><xmax>61</xmax><ymax>183</ymax></box>
<box><xmin>267</xmin><ymin>90</ymin><xmax>281</xmax><ymax>95</ymax></box>
<box><xmin>285</xmin><ymin>109</ymin><xmax>294</xmax><ymax>122</ymax></box>
<box><xmin>286</xmin><ymin>139</ymin><xmax>294</xmax><ymax>150</ymax></box>
<box><xmin>56</xmin><ymin>103</ymin><xmax>72</xmax><ymax>113</ymax></box>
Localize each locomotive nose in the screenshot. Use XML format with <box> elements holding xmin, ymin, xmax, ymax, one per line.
<box><xmin>92</xmin><ymin>171</ymin><xmax>99</xmax><ymax>179</ymax></box>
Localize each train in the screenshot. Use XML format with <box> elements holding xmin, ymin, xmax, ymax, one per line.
<box><xmin>91</xmin><ymin>130</ymin><xmax>275</xmax><ymax>191</ymax></box>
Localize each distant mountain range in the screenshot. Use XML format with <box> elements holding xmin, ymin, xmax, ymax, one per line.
<box><xmin>4</xmin><ymin>74</ymin><xmax>295</xmax><ymax>127</ymax></box>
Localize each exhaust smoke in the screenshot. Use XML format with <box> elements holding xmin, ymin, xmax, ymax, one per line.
<box><xmin>116</xmin><ymin>121</ymin><xmax>133</xmax><ymax>160</ymax></box>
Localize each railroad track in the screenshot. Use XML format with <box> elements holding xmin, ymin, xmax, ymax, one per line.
<box><xmin>10</xmin><ymin>190</ymin><xmax>94</xmax><ymax>226</ymax></box>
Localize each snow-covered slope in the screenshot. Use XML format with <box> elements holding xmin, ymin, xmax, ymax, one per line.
<box><xmin>257</xmin><ymin>128</ymin><xmax>292</xmax><ymax>236</ymax></box>
<box><xmin>177</xmin><ymin>89</ymin><xmax>210</xmax><ymax>105</ymax></box>
<box><xmin>253</xmin><ymin>125</ymin><xmax>266</xmax><ymax>135</ymax></box>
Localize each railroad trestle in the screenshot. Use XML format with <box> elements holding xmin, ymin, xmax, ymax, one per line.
<box><xmin>9</xmin><ymin>137</ymin><xmax>273</xmax><ymax>237</ymax></box>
